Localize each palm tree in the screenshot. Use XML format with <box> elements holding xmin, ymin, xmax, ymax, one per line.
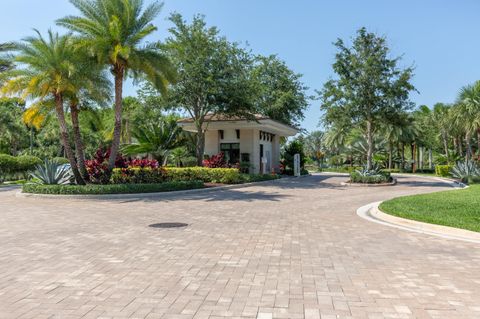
<box><xmin>456</xmin><ymin>81</ymin><xmax>480</xmax><ymax>161</ymax></box>
<box><xmin>0</xmin><ymin>43</ymin><xmax>14</xmax><ymax>73</ymax></box>
<box><xmin>432</xmin><ymin>103</ymin><xmax>452</xmax><ymax>159</ymax></box>
<box><xmin>64</xmin><ymin>58</ymin><xmax>112</xmax><ymax>179</ymax></box>
<box><xmin>1</xmin><ymin>31</ymin><xmax>86</xmax><ymax>184</ymax></box>
<box><xmin>122</xmin><ymin>116</ymin><xmax>183</xmax><ymax>164</ymax></box>
<box><xmin>57</xmin><ymin>0</ymin><xmax>176</xmax><ymax>172</ymax></box>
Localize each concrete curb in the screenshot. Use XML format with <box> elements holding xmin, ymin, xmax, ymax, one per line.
<box><xmin>341</xmin><ymin>178</ymin><xmax>397</xmax><ymax>187</ymax></box>
<box><xmin>356</xmin><ymin>177</ymin><xmax>479</xmax><ymax>244</ymax></box>
<box><xmin>15</xmin><ymin>176</ymin><xmax>293</xmax><ymax>201</ymax></box>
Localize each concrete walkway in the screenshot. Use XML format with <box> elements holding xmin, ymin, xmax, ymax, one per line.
<box><xmin>0</xmin><ymin>174</ymin><xmax>479</xmax><ymax>319</ymax></box>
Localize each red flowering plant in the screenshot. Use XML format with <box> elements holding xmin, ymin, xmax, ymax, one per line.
<box><xmin>127</xmin><ymin>158</ymin><xmax>159</xmax><ymax>168</ymax></box>
<box><xmin>85</xmin><ymin>147</ymin><xmax>128</xmax><ymax>184</ymax></box>
<box><xmin>202</xmin><ymin>152</ymin><xmax>230</xmax><ymax>168</ymax></box>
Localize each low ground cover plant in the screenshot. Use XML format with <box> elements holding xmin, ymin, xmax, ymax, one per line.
<box><xmin>23</xmin><ymin>181</ymin><xmax>204</xmax><ymax>195</ymax></box>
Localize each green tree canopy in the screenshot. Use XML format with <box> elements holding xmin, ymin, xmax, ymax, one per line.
<box><xmin>163</xmin><ymin>13</ymin><xmax>256</xmax><ymax>165</ymax></box>
<box><xmin>319</xmin><ymin>27</ymin><xmax>415</xmax><ymax>169</ymax></box>
<box><xmin>252</xmin><ymin>55</ymin><xmax>309</xmax><ymax>126</ymax></box>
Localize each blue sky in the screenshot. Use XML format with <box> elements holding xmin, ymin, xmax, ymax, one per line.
<box><xmin>2</xmin><ymin>0</ymin><xmax>479</xmax><ymax>132</ymax></box>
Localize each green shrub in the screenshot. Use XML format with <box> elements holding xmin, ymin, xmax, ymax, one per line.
<box><xmin>240</xmin><ymin>174</ymin><xmax>281</xmax><ymax>183</ymax></box>
<box><xmin>0</xmin><ymin>154</ymin><xmax>17</xmax><ymax>182</ymax></box>
<box><xmin>22</xmin><ymin>180</ymin><xmax>204</xmax><ymax>195</ymax></box>
<box><xmin>435</xmin><ymin>165</ymin><xmax>453</xmax><ymax>177</ymax></box>
<box><xmin>15</xmin><ymin>155</ymin><xmax>42</xmax><ymax>178</ymax></box>
<box><xmin>112</xmin><ymin>167</ymin><xmax>167</xmax><ymax>184</ymax></box>
<box><xmin>349</xmin><ymin>171</ymin><xmax>392</xmax><ymax>184</ymax></box>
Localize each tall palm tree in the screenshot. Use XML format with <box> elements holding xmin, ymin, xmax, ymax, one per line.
<box><xmin>64</xmin><ymin>58</ymin><xmax>112</xmax><ymax>179</ymax></box>
<box><xmin>0</xmin><ymin>43</ymin><xmax>14</xmax><ymax>73</ymax></box>
<box><xmin>1</xmin><ymin>31</ymin><xmax>86</xmax><ymax>184</ymax></box>
<box><xmin>57</xmin><ymin>0</ymin><xmax>176</xmax><ymax>171</ymax></box>
<box><xmin>432</xmin><ymin>103</ymin><xmax>452</xmax><ymax>159</ymax></box>
<box><xmin>456</xmin><ymin>81</ymin><xmax>480</xmax><ymax>161</ymax></box>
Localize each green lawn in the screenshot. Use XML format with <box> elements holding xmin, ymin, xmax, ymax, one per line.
<box><xmin>379</xmin><ymin>185</ymin><xmax>480</xmax><ymax>232</ymax></box>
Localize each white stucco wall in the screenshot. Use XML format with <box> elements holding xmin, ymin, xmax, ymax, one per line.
<box><xmin>204</xmin><ymin>130</ymin><xmax>219</xmax><ymax>156</ymax></box>
<box><xmin>203</xmin><ymin>127</ymin><xmax>279</xmax><ymax>174</ymax></box>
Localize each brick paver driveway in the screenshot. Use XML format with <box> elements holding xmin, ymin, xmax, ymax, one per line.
<box><xmin>1</xmin><ymin>174</ymin><xmax>480</xmax><ymax>319</ymax></box>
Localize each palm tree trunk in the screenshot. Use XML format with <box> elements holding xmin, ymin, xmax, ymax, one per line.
<box><xmin>70</xmin><ymin>103</ymin><xmax>88</xmax><ymax>180</ymax></box>
<box><xmin>388</xmin><ymin>142</ymin><xmax>393</xmax><ymax>169</ymax></box>
<box><xmin>401</xmin><ymin>143</ymin><xmax>405</xmax><ymax>171</ymax></box>
<box><xmin>54</xmin><ymin>95</ymin><xmax>85</xmax><ymax>185</ymax></box>
<box><xmin>108</xmin><ymin>65</ymin><xmax>124</xmax><ymax>171</ymax></box>
<box><xmin>366</xmin><ymin>120</ymin><xmax>374</xmax><ymax>170</ymax></box>
<box><xmin>429</xmin><ymin>148</ymin><xmax>433</xmax><ymax>169</ymax></box>
<box><xmin>442</xmin><ymin>132</ymin><xmax>449</xmax><ymax>159</ymax></box>
<box><xmin>465</xmin><ymin>133</ymin><xmax>472</xmax><ymax>161</ymax></box>
<box><xmin>29</xmin><ymin>127</ymin><xmax>34</xmax><ymax>155</ymax></box>
<box><xmin>477</xmin><ymin>129</ymin><xmax>480</xmax><ymax>157</ymax></box>
<box><xmin>419</xmin><ymin>146</ymin><xmax>423</xmax><ymax>170</ymax></box>
<box><xmin>458</xmin><ymin>136</ymin><xmax>463</xmax><ymax>157</ymax></box>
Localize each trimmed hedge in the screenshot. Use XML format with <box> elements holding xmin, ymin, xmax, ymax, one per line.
<box><xmin>0</xmin><ymin>154</ymin><xmax>42</xmax><ymax>182</ymax></box>
<box><xmin>112</xmin><ymin>167</ymin><xmax>281</xmax><ymax>185</ymax></box>
<box><xmin>112</xmin><ymin>167</ymin><xmax>166</xmax><ymax>184</ymax></box>
<box><xmin>164</xmin><ymin>167</ymin><xmax>241</xmax><ymax>183</ymax></box>
<box><xmin>349</xmin><ymin>171</ymin><xmax>392</xmax><ymax>184</ymax></box>
<box><xmin>435</xmin><ymin>165</ymin><xmax>453</xmax><ymax>177</ymax></box>
<box><xmin>22</xmin><ymin>180</ymin><xmax>204</xmax><ymax>195</ymax></box>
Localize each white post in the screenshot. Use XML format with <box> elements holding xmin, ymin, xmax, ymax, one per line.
<box><xmin>261</xmin><ymin>156</ymin><xmax>267</xmax><ymax>174</ymax></box>
<box><xmin>294</xmin><ymin>153</ymin><xmax>301</xmax><ymax>177</ymax></box>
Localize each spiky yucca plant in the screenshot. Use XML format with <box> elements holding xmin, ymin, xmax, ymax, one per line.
<box><xmin>31</xmin><ymin>159</ymin><xmax>73</xmax><ymax>185</ymax></box>
<box><xmin>451</xmin><ymin>161</ymin><xmax>480</xmax><ymax>183</ymax></box>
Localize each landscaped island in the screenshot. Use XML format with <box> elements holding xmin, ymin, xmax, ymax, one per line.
<box><xmin>21</xmin><ymin>164</ymin><xmax>281</xmax><ymax>195</ymax></box>
<box><xmin>379</xmin><ymin>185</ymin><xmax>480</xmax><ymax>232</ymax></box>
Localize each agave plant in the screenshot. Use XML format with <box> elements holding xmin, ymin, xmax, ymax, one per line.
<box><xmin>30</xmin><ymin>159</ymin><xmax>73</xmax><ymax>185</ymax></box>
<box><xmin>451</xmin><ymin>161</ymin><xmax>480</xmax><ymax>183</ymax></box>
<box><xmin>355</xmin><ymin>163</ymin><xmax>382</xmax><ymax>177</ymax></box>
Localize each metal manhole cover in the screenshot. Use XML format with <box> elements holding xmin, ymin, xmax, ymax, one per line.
<box><xmin>149</xmin><ymin>222</ymin><xmax>188</xmax><ymax>229</ymax></box>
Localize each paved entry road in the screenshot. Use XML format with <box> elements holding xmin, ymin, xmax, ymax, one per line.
<box><xmin>0</xmin><ymin>174</ymin><xmax>479</xmax><ymax>319</ymax></box>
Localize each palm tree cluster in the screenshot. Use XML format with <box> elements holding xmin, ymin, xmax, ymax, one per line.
<box><xmin>304</xmin><ymin>80</ymin><xmax>480</xmax><ymax>171</ymax></box>
<box><xmin>0</xmin><ymin>0</ymin><xmax>176</xmax><ymax>184</ymax></box>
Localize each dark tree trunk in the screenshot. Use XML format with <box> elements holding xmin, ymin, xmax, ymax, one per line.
<box><xmin>196</xmin><ymin>126</ymin><xmax>205</xmax><ymax>166</ymax></box>
<box><xmin>108</xmin><ymin>64</ymin><xmax>124</xmax><ymax>171</ymax></box>
<box><xmin>429</xmin><ymin>148</ymin><xmax>433</xmax><ymax>169</ymax></box>
<box><xmin>70</xmin><ymin>103</ymin><xmax>88</xmax><ymax>180</ymax></box>
<box><xmin>411</xmin><ymin>143</ymin><xmax>416</xmax><ymax>172</ymax></box>
<box><xmin>401</xmin><ymin>143</ymin><xmax>405</xmax><ymax>170</ymax></box>
<box><xmin>54</xmin><ymin>95</ymin><xmax>85</xmax><ymax>185</ymax></box>
<box><xmin>388</xmin><ymin>142</ymin><xmax>393</xmax><ymax>169</ymax></box>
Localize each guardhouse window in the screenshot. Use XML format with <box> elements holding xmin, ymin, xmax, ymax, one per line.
<box><xmin>220</xmin><ymin>143</ymin><xmax>240</xmax><ymax>164</ymax></box>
